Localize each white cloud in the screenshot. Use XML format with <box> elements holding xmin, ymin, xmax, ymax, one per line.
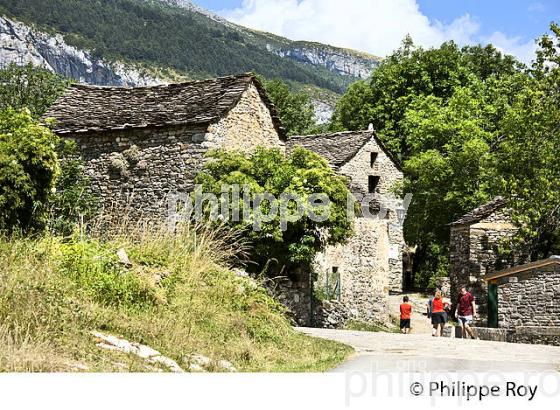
<box><xmin>483</xmin><ymin>32</ymin><xmax>538</xmax><ymax>65</ymax></box>
<box><xmin>219</xmin><ymin>0</ymin><xmax>536</xmax><ymax>63</ymax></box>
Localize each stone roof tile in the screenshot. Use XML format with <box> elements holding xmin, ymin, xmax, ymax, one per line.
<box><xmin>43</xmin><ymin>73</ymin><xmax>286</xmax><ymax>139</ymax></box>
<box><xmin>450</xmin><ymin>196</ymin><xmax>508</xmax><ymax>226</ymax></box>
<box><xmin>286</xmin><ymin>130</ymin><xmax>401</xmax><ymax>171</ymax></box>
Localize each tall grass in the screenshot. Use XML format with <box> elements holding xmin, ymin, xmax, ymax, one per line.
<box><xmin>0</xmin><ymin>217</ymin><xmax>351</xmax><ymax>372</ymax></box>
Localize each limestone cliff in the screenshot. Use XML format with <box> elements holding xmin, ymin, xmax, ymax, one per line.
<box><xmin>265</xmin><ymin>43</ymin><xmax>379</xmax><ymax>80</ymax></box>
<box><xmin>0</xmin><ymin>15</ymin><xmax>165</xmax><ymax>87</ymax></box>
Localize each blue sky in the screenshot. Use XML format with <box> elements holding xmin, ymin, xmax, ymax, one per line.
<box><xmin>193</xmin><ymin>0</ymin><xmax>560</xmax><ymax>62</ymax></box>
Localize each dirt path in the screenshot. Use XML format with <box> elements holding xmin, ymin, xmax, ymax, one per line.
<box><xmin>297</xmin><ymin>327</ymin><xmax>560</xmax><ymax>372</ymax></box>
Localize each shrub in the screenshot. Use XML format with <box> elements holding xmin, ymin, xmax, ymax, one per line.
<box><xmin>47</xmin><ymin>140</ymin><xmax>98</xmax><ymax>236</ymax></box>
<box><xmin>0</xmin><ymin>108</ymin><xmax>60</xmax><ymax>232</ymax></box>
<box><xmin>195</xmin><ymin>147</ymin><xmax>353</xmax><ymax>275</ymax></box>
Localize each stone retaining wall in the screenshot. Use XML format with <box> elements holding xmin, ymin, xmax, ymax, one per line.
<box><xmin>508</xmin><ymin>327</ymin><xmax>560</xmax><ymax>346</ymax></box>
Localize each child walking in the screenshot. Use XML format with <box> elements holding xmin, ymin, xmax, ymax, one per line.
<box><xmin>400</xmin><ymin>296</ymin><xmax>412</xmax><ymax>334</ymax></box>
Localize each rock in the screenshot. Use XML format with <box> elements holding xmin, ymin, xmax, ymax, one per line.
<box><xmin>188</xmin><ymin>363</ymin><xmax>205</xmax><ymax>372</ymax></box>
<box><xmin>186</xmin><ymin>353</ymin><xmax>212</xmax><ymax>367</ymax></box>
<box><xmin>92</xmin><ymin>331</ymin><xmax>184</xmax><ymax>373</ymax></box>
<box><xmin>116</xmin><ymin>248</ymin><xmax>132</xmax><ymax>267</ymax></box>
<box><xmin>217</xmin><ymin>360</ymin><xmax>237</xmax><ymax>372</ymax></box>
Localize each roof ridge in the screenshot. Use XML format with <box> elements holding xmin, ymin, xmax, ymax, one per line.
<box><xmin>450</xmin><ymin>196</ymin><xmax>508</xmax><ymax>226</ymax></box>
<box><xmin>69</xmin><ymin>72</ymin><xmax>255</xmax><ymax>91</ymax></box>
<box><xmin>290</xmin><ymin>130</ymin><xmax>372</xmax><ymax>139</ymax></box>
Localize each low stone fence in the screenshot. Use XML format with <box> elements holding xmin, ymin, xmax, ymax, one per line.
<box><xmin>455</xmin><ymin>326</ymin><xmax>560</xmax><ymax>346</ymax></box>
<box><xmin>507</xmin><ymin>326</ymin><xmax>560</xmax><ymax>346</ymax></box>
<box><xmin>472</xmin><ymin>327</ymin><xmax>508</xmax><ymax>342</ymax></box>
<box><xmin>312</xmin><ymin>300</ymin><xmax>352</xmax><ymax>329</ymax></box>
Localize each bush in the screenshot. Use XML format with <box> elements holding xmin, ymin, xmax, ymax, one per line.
<box><xmin>0</xmin><ymin>108</ymin><xmax>60</xmax><ymax>232</ymax></box>
<box><xmin>195</xmin><ymin>147</ymin><xmax>353</xmax><ymax>275</ymax></box>
<box><xmin>47</xmin><ymin>140</ymin><xmax>98</xmax><ymax>236</ymax></box>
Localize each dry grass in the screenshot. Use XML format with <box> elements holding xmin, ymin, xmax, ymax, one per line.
<box><xmin>0</xmin><ymin>219</ymin><xmax>351</xmax><ymax>372</ymax></box>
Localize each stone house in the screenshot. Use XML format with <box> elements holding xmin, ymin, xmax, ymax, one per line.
<box><xmin>287</xmin><ymin>130</ymin><xmax>406</xmax><ymax>322</ymax></box>
<box><xmin>483</xmin><ymin>256</ymin><xmax>560</xmax><ymax>346</ymax></box>
<box><xmin>449</xmin><ymin>197</ymin><xmax>518</xmax><ymax>323</ymax></box>
<box><xmin>44</xmin><ymin>73</ymin><xmax>286</xmax><ymax>218</ymax></box>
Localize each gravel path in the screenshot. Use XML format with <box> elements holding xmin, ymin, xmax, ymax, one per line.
<box><xmin>297</xmin><ymin>327</ymin><xmax>560</xmax><ymax>372</ymax></box>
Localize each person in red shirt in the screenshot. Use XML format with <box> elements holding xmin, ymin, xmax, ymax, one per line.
<box><xmin>431</xmin><ymin>290</ymin><xmax>447</xmax><ymax>337</ymax></box>
<box><xmin>456</xmin><ymin>285</ymin><xmax>478</xmax><ymax>339</ymax></box>
<box><xmin>400</xmin><ymin>296</ymin><xmax>412</xmax><ymax>334</ymax></box>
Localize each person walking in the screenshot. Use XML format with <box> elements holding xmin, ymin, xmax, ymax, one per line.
<box><xmin>400</xmin><ymin>296</ymin><xmax>412</xmax><ymax>334</ymax></box>
<box><xmin>456</xmin><ymin>285</ymin><xmax>478</xmax><ymax>339</ymax></box>
<box><xmin>431</xmin><ymin>290</ymin><xmax>446</xmax><ymax>337</ymax></box>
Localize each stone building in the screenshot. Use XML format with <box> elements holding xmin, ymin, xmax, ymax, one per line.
<box><xmin>483</xmin><ymin>257</ymin><xmax>560</xmax><ymax>346</ymax></box>
<box><xmin>44</xmin><ymin>73</ymin><xmax>286</xmax><ymax>218</ymax></box>
<box><xmin>287</xmin><ymin>130</ymin><xmax>406</xmax><ymax>322</ymax></box>
<box><xmin>449</xmin><ymin>197</ymin><xmax>518</xmax><ymax>323</ymax></box>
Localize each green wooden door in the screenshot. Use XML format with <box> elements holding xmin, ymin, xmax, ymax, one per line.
<box><xmin>488</xmin><ymin>283</ymin><xmax>498</xmax><ymax>328</ymax></box>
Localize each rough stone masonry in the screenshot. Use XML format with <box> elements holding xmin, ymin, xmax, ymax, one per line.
<box><xmin>449</xmin><ymin>197</ymin><xmax>519</xmax><ymax>323</ymax></box>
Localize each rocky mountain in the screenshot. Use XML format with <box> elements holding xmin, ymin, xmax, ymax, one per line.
<box><xmin>157</xmin><ymin>0</ymin><xmax>380</xmax><ymax>80</ymax></box>
<box><xmin>0</xmin><ymin>15</ymin><xmax>165</xmax><ymax>87</ymax></box>
<box><xmin>0</xmin><ymin>0</ymin><xmax>381</xmax><ymax>121</ymax></box>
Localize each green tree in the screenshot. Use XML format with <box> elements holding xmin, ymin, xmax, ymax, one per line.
<box><xmin>494</xmin><ymin>23</ymin><xmax>560</xmax><ymax>259</ymax></box>
<box><xmin>332</xmin><ymin>37</ymin><xmax>523</xmax><ymax>160</ymax></box>
<box><xmin>262</xmin><ymin>79</ymin><xmax>316</xmax><ymax>136</ymax></box>
<box><xmin>195</xmin><ymin>147</ymin><xmax>353</xmax><ymax>275</ymax></box>
<box><xmin>0</xmin><ymin>108</ymin><xmax>60</xmax><ymax>232</ymax></box>
<box><xmin>0</xmin><ymin>63</ymin><xmax>69</xmax><ymax>118</ymax></box>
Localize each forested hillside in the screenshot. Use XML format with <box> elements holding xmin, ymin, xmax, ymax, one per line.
<box><xmin>0</xmin><ymin>0</ymin><xmax>379</xmax><ymax>94</ymax></box>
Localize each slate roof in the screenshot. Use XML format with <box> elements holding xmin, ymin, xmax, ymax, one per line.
<box><xmin>484</xmin><ymin>256</ymin><xmax>560</xmax><ymax>281</ymax></box>
<box><xmin>450</xmin><ymin>196</ymin><xmax>508</xmax><ymax>226</ymax></box>
<box><xmin>286</xmin><ymin>130</ymin><xmax>402</xmax><ymax>171</ymax></box>
<box><xmin>43</xmin><ymin>73</ymin><xmax>286</xmax><ymax>139</ymax></box>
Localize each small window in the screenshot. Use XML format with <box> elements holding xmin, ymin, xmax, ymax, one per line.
<box><xmin>332</xmin><ymin>266</ymin><xmax>339</xmax><ymax>274</ymax></box>
<box><xmin>368</xmin><ymin>176</ymin><xmax>380</xmax><ymax>193</ymax></box>
<box><xmin>370</xmin><ymin>152</ymin><xmax>379</xmax><ymax>167</ymax></box>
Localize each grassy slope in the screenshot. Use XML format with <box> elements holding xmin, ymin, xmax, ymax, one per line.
<box><xmin>0</xmin><ymin>223</ymin><xmax>351</xmax><ymax>372</ymax></box>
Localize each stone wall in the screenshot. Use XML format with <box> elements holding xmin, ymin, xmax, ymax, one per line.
<box><xmin>338</xmin><ymin>138</ymin><xmax>405</xmax><ymax>293</ymax></box>
<box><xmin>435</xmin><ymin>277</ymin><xmax>451</xmax><ymax>296</ymax></box>
<box><xmin>314</xmin><ymin>217</ymin><xmax>390</xmax><ymax>323</ymax></box>
<box><xmin>208</xmin><ymin>84</ymin><xmax>285</xmax><ymax>152</ymax></box>
<box><xmin>496</xmin><ymin>264</ymin><xmax>560</xmax><ymax>328</ymax></box>
<box><xmin>267</xmin><ymin>275</ymin><xmax>312</xmax><ymax>326</ymax></box>
<box><xmin>507</xmin><ymin>327</ymin><xmax>560</xmax><ymax>346</ymax></box>
<box><xmin>67</xmin><ymin>84</ymin><xmax>283</xmax><ymax>218</ymax></box>
<box><xmin>450</xmin><ymin>209</ymin><xmax>518</xmax><ymax>321</ymax></box>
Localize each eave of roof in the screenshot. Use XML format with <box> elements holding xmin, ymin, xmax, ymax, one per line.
<box><xmin>484</xmin><ymin>256</ymin><xmax>560</xmax><ymax>281</ymax></box>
